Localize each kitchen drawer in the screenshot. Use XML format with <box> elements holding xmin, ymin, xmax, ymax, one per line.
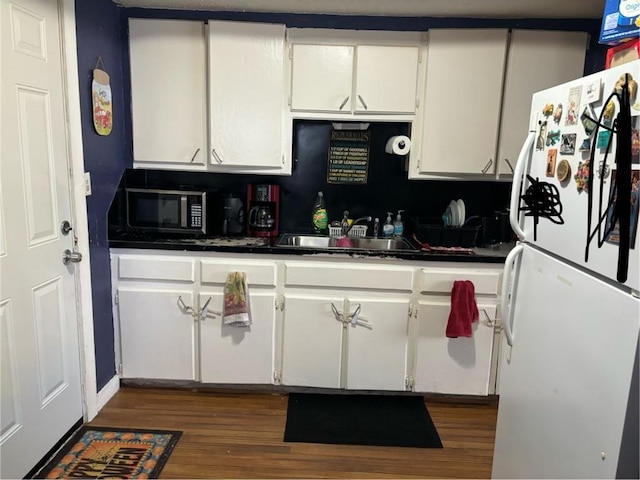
<box><xmin>420</xmin><ymin>268</ymin><xmax>500</xmax><ymax>295</ymax></box>
<box><xmin>118</xmin><ymin>255</ymin><xmax>195</xmax><ymax>282</ymax></box>
<box><xmin>200</xmin><ymin>260</ymin><xmax>277</xmax><ymax>287</ymax></box>
<box><xmin>284</xmin><ymin>262</ymin><xmax>414</xmax><ymax>291</ymax></box>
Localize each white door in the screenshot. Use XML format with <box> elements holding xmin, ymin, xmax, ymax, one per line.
<box><xmin>414</xmin><ymin>302</ymin><xmax>496</xmax><ymax>395</ymax></box>
<box><xmin>128</xmin><ymin>19</ymin><xmax>207</xmax><ymax>168</ymax></box>
<box><xmin>281</xmin><ymin>294</ymin><xmax>343</xmax><ymax>388</ymax></box>
<box><xmin>420</xmin><ymin>29</ymin><xmax>508</xmax><ymax>175</ymax></box>
<box><xmin>497</xmin><ymin>30</ymin><xmax>587</xmax><ymax>176</ymax></box>
<box><xmin>1</xmin><ymin>0</ymin><xmax>83</xmax><ymax>477</ymax></box>
<box><xmin>199</xmin><ymin>291</ymin><xmax>276</xmax><ymax>384</ymax></box>
<box><xmin>493</xmin><ymin>245</ymin><xmax>640</xmax><ymax>479</ymax></box>
<box><xmin>345</xmin><ymin>297</ymin><xmax>409</xmax><ymax>391</ymax></box>
<box><xmin>208</xmin><ymin>21</ymin><xmax>285</xmax><ymax>169</ymax></box>
<box><xmin>355</xmin><ymin>45</ymin><xmax>419</xmax><ymax>114</ymax></box>
<box><xmin>117</xmin><ymin>288</ymin><xmax>197</xmax><ymax>380</ymax></box>
<box><xmin>290</xmin><ymin>44</ymin><xmax>354</xmax><ymax>112</ymax></box>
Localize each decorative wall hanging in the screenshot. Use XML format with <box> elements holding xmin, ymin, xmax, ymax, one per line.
<box><xmin>92</xmin><ymin>57</ymin><xmax>113</xmax><ymax>136</ymax></box>
<box><xmin>327</xmin><ymin>129</ymin><xmax>370</xmax><ymax>185</ymax></box>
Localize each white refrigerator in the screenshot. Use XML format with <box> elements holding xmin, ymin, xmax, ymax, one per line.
<box><xmin>492</xmin><ymin>60</ymin><xmax>640</xmax><ymax>479</ymax></box>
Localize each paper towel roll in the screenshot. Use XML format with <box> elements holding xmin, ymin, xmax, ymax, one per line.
<box><xmin>385</xmin><ymin>135</ymin><xmax>411</xmax><ymax>155</ymax></box>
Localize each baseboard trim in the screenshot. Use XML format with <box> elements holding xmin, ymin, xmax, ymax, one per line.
<box><xmin>96</xmin><ymin>375</ymin><xmax>120</xmax><ymax>412</ymax></box>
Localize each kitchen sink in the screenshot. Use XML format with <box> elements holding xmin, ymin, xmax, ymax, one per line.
<box><xmin>275</xmin><ymin>234</ymin><xmax>419</xmax><ymax>252</ymax></box>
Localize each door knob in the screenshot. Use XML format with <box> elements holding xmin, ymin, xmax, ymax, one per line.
<box><xmin>62</xmin><ymin>249</ymin><xmax>83</xmax><ymax>265</ymax></box>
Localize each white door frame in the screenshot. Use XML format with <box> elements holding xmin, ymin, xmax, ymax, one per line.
<box><xmin>59</xmin><ymin>0</ymin><xmax>101</xmax><ymax>422</ymax></box>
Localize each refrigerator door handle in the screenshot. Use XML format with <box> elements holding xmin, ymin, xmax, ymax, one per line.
<box><xmin>500</xmin><ymin>243</ymin><xmax>524</xmax><ymax>347</ymax></box>
<box><xmin>509</xmin><ymin>131</ymin><xmax>535</xmax><ymax>241</ymax></box>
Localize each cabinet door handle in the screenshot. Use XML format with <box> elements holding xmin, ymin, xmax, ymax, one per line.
<box><xmin>338</xmin><ymin>96</ymin><xmax>350</xmax><ymax>110</ymax></box>
<box><xmin>482</xmin><ymin>309</ymin><xmax>499</xmax><ymax>329</ymax></box>
<box><xmin>211</xmin><ymin>148</ymin><xmax>223</xmax><ymax>164</ymax></box>
<box><xmin>177</xmin><ymin>295</ymin><xmax>195</xmax><ymax>315</ymax></box>
<box><xmin>504</xmin><ymin>158</ymin><xmax>514</xmax><ymax>174</ymax></box>
<box><xmin>331</xmin><ymin>302</ymin><xmax>344</xmax><ymax>323</ymax></box>
<box><xmin>348</xmin><ymin>303</ymin><xmax>372</xmax><ymax>329</ymax></box>
<box><xmin>357</xmin><ymin>94</ymin><xmax>368</xmax><ymax>110</ymax></box>
<box><xmin>199</xmin><ymin>296</ymin><xmax>222</xmax><ymax>321</ymax></box>
<box><xmin>481</xmin><ymin>158</ymin><xmax>493</xmax><ymax>174</ymax></box>
<box><xmin>190</xmin><ymin>148</ymin><xmax>201</xmax><ymax>163</ymax></box>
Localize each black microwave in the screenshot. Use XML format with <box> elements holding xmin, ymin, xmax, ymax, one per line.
<box><xmin>125</xmin><ymin>188</ymin><xmax>213</xmax><ymax>235</ymax></box>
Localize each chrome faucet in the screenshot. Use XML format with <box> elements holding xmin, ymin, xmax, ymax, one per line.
<box><xmin>341</xmin><ymin>210</ymin><xmax>372</xmax><ymax>236</ymax></box>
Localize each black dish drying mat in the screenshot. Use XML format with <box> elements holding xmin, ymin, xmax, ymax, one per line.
<box><xmin>283</xmin><ymin>393</ymin><xmax>443</xmax><ymax>448</ymax></box>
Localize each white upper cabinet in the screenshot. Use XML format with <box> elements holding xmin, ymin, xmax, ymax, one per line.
<box><xmin>129</xmin><ymin>19</ymin><xmax>207</xmax><ymax>169</ymax></box>
<box><xmin>208</xmin><ymin>21</ymin><xmax>288</xmax><ymax>172</ymax></box>
<box><xmin>418</xmin><ymin>29</ymin><xmax>508</xmax><ymax>176</ymax></box>
<box><xmin>355</xmin><ymin>45</ymin><xmax>420</xmax><ymax>114</ymax></box>
<box><xmin>288</xmin><ymin>30</ymin><xmax>424</xmax><ymax>117</ymax></box>
<box><xmin>290</xmin><ymin>44</ymin><xmax>354</xmax><ymax>113</ymax></box>
<box><xmin>496</xmin><ymin>30</ymin><xmax>588</xmax><ymax>176</ymax></box>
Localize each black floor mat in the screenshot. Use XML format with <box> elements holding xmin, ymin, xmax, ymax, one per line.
<box><xmin>283</xmin><ymin>393</ymin><xmax>443</xmax><ymax>448</ymax></box>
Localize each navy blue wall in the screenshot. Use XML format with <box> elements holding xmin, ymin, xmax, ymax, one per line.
<box><xmin>74</xmin><ymin>2</ymin><xmax>608</xmax><ymax>391</ymax></box>
<box><xmin>76</xmin><ymin>0</ymin><xmax>130</xmax><ymax>390</ymax></box>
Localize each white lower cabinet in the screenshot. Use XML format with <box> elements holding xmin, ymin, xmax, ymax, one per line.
<box><xmin>414</xmin><ymin>301</ymin><xmax>497</xmax><ymax>395</ymax></box>
<box><xmin>281</xmin><ymin>294</ymin><xmax>344</xmax><ymax>389</ymax></box>
<box><xmin>112</xmin><ymin>250</ymin><xmax>504</xmax><ymax>396</ymax></box>
<box><xmin>117</xmin><ymin>288</ymin><xmax>197</xmax><ymax>380</ymax></box>
<box><xmin>199</xmin><ymin>291</ymin><xmax>276</xmax><ymax>384</ymax></box>
<box><xmin>281</xmin><ymin>294</ymin><xmax>410</xmax><ymax>391</ymax></box>
<box><xmin>345</xmin><ymin>297</ymin><xmax>410</xmax><ymax>391</ymax></box>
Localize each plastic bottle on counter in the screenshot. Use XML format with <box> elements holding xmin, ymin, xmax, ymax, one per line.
<box><xmin>382</xmin><ymin>212</ymin><xmax>394</xmax><ymax>237</ymax></box>
<box><xmin>312</xmin><ymin>191</ymin><xmax>329</xmax><ymax>234</ymax></box>
<box><xmin>393</xmin><ymin>210</ymin><xmax>404</xmax><ymax>238</ymax></box>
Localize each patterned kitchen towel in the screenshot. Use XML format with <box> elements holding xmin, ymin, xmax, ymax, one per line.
<box><xmin>223</xmin><ymin>271</ymin><xmax>251</xmax><ymax>326</ymax></box>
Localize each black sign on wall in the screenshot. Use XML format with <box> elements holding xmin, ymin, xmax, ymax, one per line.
<box><xmin>327</xmin><ymin>130</ymin><xmax>370</xmax><ymax>184</ymax></box>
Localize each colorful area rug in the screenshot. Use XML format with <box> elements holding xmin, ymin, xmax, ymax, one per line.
<box><xmin>36</xmin><ymin>426</ymin><xmax>182</xmax><ymax>479</ymax></box>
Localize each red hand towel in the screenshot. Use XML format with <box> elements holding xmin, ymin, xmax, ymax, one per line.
<box><xmin>446</xmin><ymin>280</ymin><xmax>479</xmax><ymax>338</ymax></box>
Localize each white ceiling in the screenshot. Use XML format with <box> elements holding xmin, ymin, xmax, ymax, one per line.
<box><xmin>114</xmin><ymin>0</ymin><xmax>606</xmax><ymax>19</ymax></box>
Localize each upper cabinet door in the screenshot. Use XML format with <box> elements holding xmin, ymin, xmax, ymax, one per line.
<box><xmin>497</xmin><ymin>30</ymin><xmax>587</xmax><ymax>176</ymax></box>
<box><xmin>209</xmin><ymin>21</ymin><xmax>286</xmax><ymax>169</ymax></box>
<box><xmin>290</xmin><ymin>44</ymin><xmax>354</xmax><ymax>113</ymax></box>
<box><xmin>355</xmin><ymin>45</ymin><xmax>420</xmax><ymax>114</ymax></box>
<box><xmin>420</xmin><ymin>29</ymin><xmax>508</xmax><ymax>175</ymax></box>
<box><xmin>129</xmin><ymin>19</ymin><xmax>207</xmax><ymax>167</ymax></box>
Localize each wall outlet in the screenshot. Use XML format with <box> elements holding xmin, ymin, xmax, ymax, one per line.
<box><xmin>83</xmin><ymin>172</ymin><xmax>92</xmax><ymax>196</ymax></box>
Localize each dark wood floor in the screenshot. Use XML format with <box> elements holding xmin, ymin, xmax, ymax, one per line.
<box><xmin>90</xmin><ymin>387</ymin><xmax>498</xmax><ymax>479</ymax></box>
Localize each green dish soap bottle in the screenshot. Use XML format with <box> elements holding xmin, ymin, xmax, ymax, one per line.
<box><xmin>312</xmin><ymin>191</ymin><xmax>329</xmax><ymax>234</ymax></box>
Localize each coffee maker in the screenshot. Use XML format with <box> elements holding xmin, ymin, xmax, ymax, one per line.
<box><xmin>247</xmin><ymin>184</ymin><xmax>280</xmax><ymax>238</ymax></box>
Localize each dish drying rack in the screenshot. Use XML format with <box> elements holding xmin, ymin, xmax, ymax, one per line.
<box><xmin>329</xmin><ymin>225</ymin><xmax>368</xmax><ymax>237</ymax></box>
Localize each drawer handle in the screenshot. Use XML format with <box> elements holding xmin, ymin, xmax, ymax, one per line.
<box><xmin>338</xmin><ymin>96</ymin><xmax>350</xmax><ymax>110</ymax></box>
<box><xmin>190</xmin><ymin>148</ymin><xmax>201</xmax><ymax>163</ymax></box>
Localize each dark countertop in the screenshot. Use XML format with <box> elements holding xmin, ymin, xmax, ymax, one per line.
<box><xmin>109</xmin><ymin>232</ymin><xmax>514</xmax><ymax>263</ymax></box>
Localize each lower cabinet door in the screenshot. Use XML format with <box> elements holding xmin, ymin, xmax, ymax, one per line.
<box><xmin>345</xmin><ymin>297</ymin><xmax>410</xmax><ymax>391</ymax></box>
<box><xmin>414</xmin><ymin>301</ymin><xmax>497</xmax><ymax>395</ymax></box>
<box><xmin>118</xmin><ymin>288</ymin><xmax>197</xmax><ymax>380</ymax></box>
<box><xmin>199</xmin><ymin>291</ymin><xmax>276</xmax><ymax>384</ymax></box>
<box><xmin>281</xmin><ymin>294</ymin><xmax>343</xmax><ymax>388</ymax></box>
